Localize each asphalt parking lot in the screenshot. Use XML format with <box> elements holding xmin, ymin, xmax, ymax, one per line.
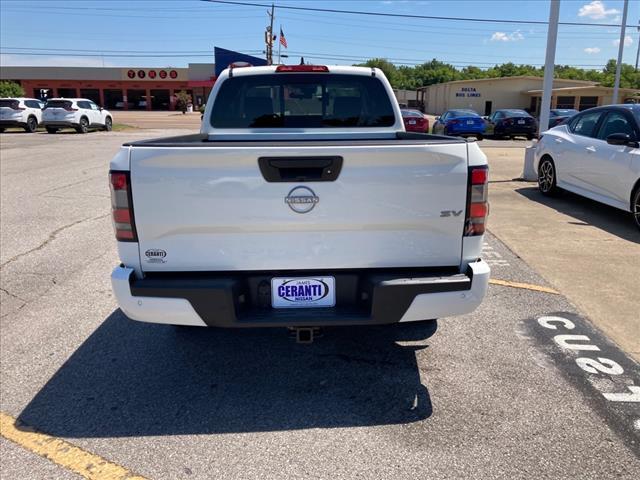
<box><xmin>1</xmin><ymin>130</ymin><xmax>639</xmax><ymax>479</ymax></box>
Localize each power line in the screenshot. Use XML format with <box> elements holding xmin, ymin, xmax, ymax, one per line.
<box><xmin>277</xmin><ymin>11</ymin><xmax>634</xmax><ymax>39</ymax></box>
<box><xmin>2</xmin><ymin>47</ymin><xmax>226</xmax><ymax>54</ymax></box>
<box><xmin>202</xmin><ymin>0</ymin><xmax>640</xmax><ymax>28</ymax></box>
<box><xmin>0</xmin><ymin>48</ymin><xmax>613</xmax><ymax>68</ymax></box>
<box><xmin>0</xmin><ymin>46</ymin><xmax>612</xmax><ymax>63</ymax></box>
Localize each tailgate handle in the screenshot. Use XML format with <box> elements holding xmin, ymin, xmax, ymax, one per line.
<box><xmin>258</xmin><ymin>156</ymin><xmax>343</xmax><ymax>182</ymax></box>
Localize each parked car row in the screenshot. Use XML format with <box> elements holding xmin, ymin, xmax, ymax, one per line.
<box><xmin>0</xmin><ymin>97</ymin><xmax>113</xmax><ymax>134</ymax></box>
<box><xmin>430</xmin><ymin>108</ymin><xmax>539</xmax><ymax>140</ymax></box>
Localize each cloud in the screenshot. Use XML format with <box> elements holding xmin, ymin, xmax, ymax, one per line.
<box><xmin>0</xmin><ymin>54</ymin><xmax>113</xmax><ymax>67</ymax></box>
<box><xmin>578</xmin><ymin>1</ymin><xmax>619</xmax><ymax>20</ymax></box>
<box><xmin>613</xmin><ymin>35</ymin><xmax>633</xmax><ymax>47</ymax></box>
<box><xmin>490</xmin><ymin>30</ymin><xmax>524</xmax><ymax>42</ymax></box>
<box><xmin>584</xmin><ymin>47</ymin><xmax>601</xmax><ymax>54</ymax></box>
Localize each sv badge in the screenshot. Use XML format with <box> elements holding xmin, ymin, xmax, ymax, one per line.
<box><xmin>440</xmin><ymin>210</ymin><xmax>463</xmax><ymax>217</ymax></box>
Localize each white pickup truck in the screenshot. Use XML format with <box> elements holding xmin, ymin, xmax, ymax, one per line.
<box><xmin>109</xmin><ymin>65</ymin><xmax>490</xmax><ymax>339</ymax></box>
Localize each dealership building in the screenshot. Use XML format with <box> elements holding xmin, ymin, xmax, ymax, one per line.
<box><xmin>0</xmin><ymin>64</ymin><xmax>217</xmax><ymax>111</ymax></box>
<box><xmin>418</xmin><ymin>76</ymin><xmax>640</xmax><ymax>116</ymax></box>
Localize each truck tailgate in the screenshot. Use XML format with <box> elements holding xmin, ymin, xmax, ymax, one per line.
<box><xmin>130</xmin><ymin>142</ymin><xmax>469</xmax><ymax>272</ymax></box>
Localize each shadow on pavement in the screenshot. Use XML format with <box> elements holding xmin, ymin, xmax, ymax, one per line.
<box><xmin>19</xmin><ymin>311</ymin><xmax>435</xmax><ymax>437</ymax></box>
<box><xmin>516</xmin><ymin>186</ymin><xmax>638</xmax><ymax>243</ymax></box>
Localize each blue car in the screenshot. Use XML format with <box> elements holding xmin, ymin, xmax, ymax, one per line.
<box><xmin>432</xmin><ymin>109</ymin><xmax>486</xmax><ymax>139</ymax></box>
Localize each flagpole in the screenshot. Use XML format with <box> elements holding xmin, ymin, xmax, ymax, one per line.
<box><xmin>277</xmin><ymin>25</ymin><xmax>281</xmax><ymax>64</ymax></box>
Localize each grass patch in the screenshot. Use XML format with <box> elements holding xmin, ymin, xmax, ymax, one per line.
<box><xmin>111</xmin><ymin>123</ymin><xmax>137</xmax><ymax>131</ymax></box>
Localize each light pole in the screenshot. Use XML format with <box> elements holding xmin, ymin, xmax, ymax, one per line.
<box><xmin>539</xmin><ymin>0</ymin><xmax>561</xmax><ymax>135</ymax></box>
<box><xmin>635</xmin><ymin>21</ymin><xmax>639</xmax><ymax>72</ymax></box>
<box><xmin>612</xmin><ymin>0</ymin><xmax>629</xmax><ymax>104</ymax></box>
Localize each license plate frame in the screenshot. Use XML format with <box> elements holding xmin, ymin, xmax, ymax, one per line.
<box><xmin>271</xmin><ymin>276</ymin><xmax>336</xmax><ymax>309</ymax></box>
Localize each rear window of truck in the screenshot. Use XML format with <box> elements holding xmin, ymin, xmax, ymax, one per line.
<box><xmin>211</xmin><ymin>73</ymin><xmax>395</xmax><ymax>128</ymax></box>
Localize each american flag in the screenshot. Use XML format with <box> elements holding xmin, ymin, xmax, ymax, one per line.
<box><xmin>279</xmin><ymin>27</ymin><xmax>288</xmax><ymax>48</ymax></box>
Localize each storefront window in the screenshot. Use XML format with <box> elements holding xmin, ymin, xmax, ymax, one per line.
<box><xmin>33</xmin><ymin>88</ymin><xmax>53</xmax><ymax>101</ymax></box>
<box><xmin>556</xmin><ymin>96</ymin><xmax>575</xmax><ymax>109</ymax></box>
<box><xmin>57</xmin><ymin>88</ymin><xmax>77</xmax><ymax>98</ymax></box>
<box><xmin>150</xmin><ymin>89</ymin><xmax>170</xmax><ymax>110</ymax></box>
<box><xmin>127</xmin><ymin>89</ymin><xmax>147</xmax><ymax>110</ymax></box>
<box><xmin>104</xmin><ymin>89</ymin><xmax>124</xmax><ymax>109</ymax></box>
<box><xmin>578</xmin><ymin>96</ymin><xmax>598</xmax><ymax>111</ymax></box>
<box><xmin>80</xmin><ymin>89</ymin><xmax>101</xmax><ymax>105</ymax></box>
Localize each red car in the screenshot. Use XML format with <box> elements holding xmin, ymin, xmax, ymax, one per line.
<box><xmin>401</xmin><ymin>109</ymin><xmax>429</xmax><ymax>133</ymax></box>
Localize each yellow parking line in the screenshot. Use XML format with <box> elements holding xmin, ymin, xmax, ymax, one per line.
<box><xmin>489</xmin><ymin>278</ymin><xmax>559</xmax><ymax>295</ymax></box>
<box><xmin>0</xmin><ymin>411</ymin><xmax>148</xmax><ymax>480</ymax></box>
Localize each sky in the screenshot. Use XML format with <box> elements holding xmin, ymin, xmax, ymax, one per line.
<box><xmin>0</xmin><ymin>0</ymin><xmax>639</xmax><ymax>71</ymax></box>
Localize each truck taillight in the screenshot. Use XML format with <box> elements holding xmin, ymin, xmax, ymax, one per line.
<box><xmin>464</xmin><ymin>166</ymin><xmax>489</xmax><ymax>236</ymax></box>
<box><xmin>109</xmin><ymin>171</ymin><xmax>137</xmax><ymax>242</ymax></box>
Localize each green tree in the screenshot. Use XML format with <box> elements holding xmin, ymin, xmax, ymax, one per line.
<box><xmin>0</xmin><ymin>81</ymin><xmax>24</xmax><ymax>98</ymax></box>
<box><xmin>356</xmin><ymin>58</ymin><xmax>398</xmax><ymax>85</ymax></box>
<box><xmin>353</xmin><ymin>57</ymin><xmax>640</xmax><ymax>91</ymax></box>
<box><xmin>174</xmin><ymin>90</ymin><xmax>192</xmax><ymax>114</ymax></box>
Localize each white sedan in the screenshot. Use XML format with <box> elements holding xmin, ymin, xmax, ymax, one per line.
<box><xmin>534</xmin><ymin>104</ymin><xmax>640</xmax><ymax>230</ymax></box>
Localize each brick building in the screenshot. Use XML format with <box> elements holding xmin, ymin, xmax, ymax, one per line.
<box><xmin>0</xmin><ymin>63</ymin><xmax>216</xmax><ymax>111</ymax></box>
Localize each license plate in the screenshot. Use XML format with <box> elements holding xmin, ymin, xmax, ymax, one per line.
<box><xmin>467</xmin><ymin>120</ymin><xmax>474</xmax><ymax>124</ymax></box>
<box><xmin>518</xmin><ymin>120</ymin><xmax>525</xmax><ymax>124</ymax></box>
<box><xmin>271</xmin><ymin>276</ymin><xmax>335</xmax><ymax>308</ymax></box>
<box><xmin>408</xmin><ymin>120</ymin><xmax>416</xmax><ymax>125</ymax></box>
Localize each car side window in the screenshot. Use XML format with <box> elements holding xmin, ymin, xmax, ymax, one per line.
<box><xmin>596</xmin><ymin>111</ymin><xmax>635</xmax><ymax>140</ymax></box>
<box><xmin>494</xmin><ymin>112</ymin><xmax>504</xmax><ymax>120</ymax></box>
<box><xmin>568</xmin><ymin>111</ymin><xmax>602</xmax><ymax>138</ymax></box>
<box><xmin>77</xmin><ymin>101</ymin><xmax>90</xmax><ymax>109</ymax></box>
<box><xmin>89</xmin><ymin>102</ymin><xmax>99</xmax><ymax>110</ymax></box>
<box><xmin>25</xmin><ymin>100</ymin><xmax>39</xmax><ymax>108</ymax></box>
<box><xmin>441</xmin><ymin>113</ymin><xmax>448</xmax><ymax>121</ymax></box>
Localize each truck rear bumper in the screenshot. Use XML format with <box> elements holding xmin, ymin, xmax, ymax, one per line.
<box><xmin>111</xmin><ymin>260</ymin><xmax>490</xmax><ymax>328</ymax></box>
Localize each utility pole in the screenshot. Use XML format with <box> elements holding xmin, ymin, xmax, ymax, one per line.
<box><xmin>612</xmin><ymin>0</ymin><xmax>629</xmax><ymax>104</ymax></box>
<box><xmin>539</xmin><ymin>0</ymin><xmax>560</xmax><ymax>135</ymax></box>
<box><xmin>265</xmin><ymin>4</ymin><xmax>275</xmax><ymax>65</ymax></box>
<box><xmin>635</xmin><ymin>21</ymin><xmax>639</xmax><ymax>72</ymax></box>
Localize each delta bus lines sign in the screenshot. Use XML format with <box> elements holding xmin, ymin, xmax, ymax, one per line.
<box><xmin>456</xmin><ymin>87</ymin><xmax>481</xmax><ymax>98</ymax></box>
<box><xmin>124</xmin><ymin>69</ymin><xmax>180</xmax><ymax>81</ymax></box>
